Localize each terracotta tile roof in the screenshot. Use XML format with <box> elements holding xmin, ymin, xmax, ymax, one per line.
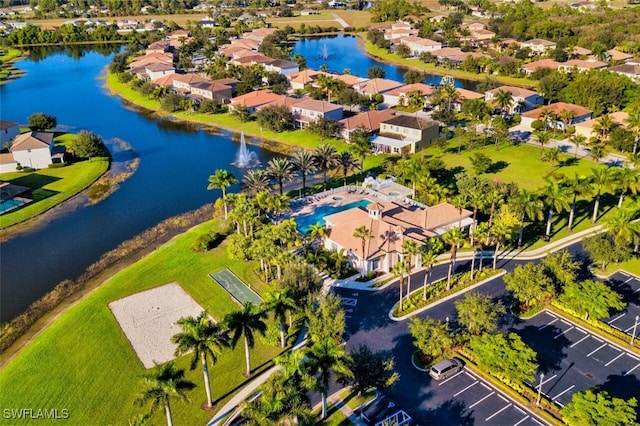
<box><xmin>572</xmin><ymin>46</ymin><xmax>592</xmax><ymax>55</ymax></box>
<box><xmin>560</xmin><ymin>59</ymin><xmax>607</xmax><ymax>69</ymax></box>
<box><xmin>152</xmin><ymin>74</ymin><xmax>179</xmax><ymax>86</ymax></box>
<box><xmin>338</xmin><ymin>110</ymin><xmax>396</xmax><ymax>133</ymax></box>
<box><xmin>430</xmin><ymin>47</ymin><xmax>488</xmax><ymax>62</ymax></box>
<box><xmin>609</xmin><ymin>63</ymin><xmax>640</xmax><ymax>76</ymax></box>
<box><xmin>486</xmin><ymin>85</ymin><xmax>537</xmax><ymax>98</ymax></box>
<box><xmin>267</xmin><ymin>59</ymin><xmax>299</xmax><ymax>68</ymax></box>
<box><xmin>522</xmin><ymin>102</ymin><xmax>592</xmax><ymax>119</ymax></box>
<box><xmin>190</xmin><ymin>81</ymin><xmax>232</xmax><ymax>93</ymax></box>
<box><xmin>521</xmin><ymin>59</ymin><xmax>560</xmax><ymax>71</ymax></box>
<box><xmin>333</xmin><ymin>74</ymin><xmax>368</xmax><ymax>87</ymax></box>
<box><xmin>399</xmin><ymin>35</ymin><xmax>441</xmax><ymax>47</ymax></box>
<box><xmin>231</xmin><ymin>53</ymin><xmax>274</xmax><ymax>65</ymax></box>
<box><xmin>145</xmin><ymin>62</ymin><xmax>174</xmax><ymax>72</ymax></box>
<box><xmin>259</xmin><ymin>95</ymin><xmax>306</xmax><ymax>110</ymax></box>
<box><xmin>11</xmin><ymin>131</ymin><xmax>53</xmax><ymax>151</ymax></box>
<box><xmin>147</xmin><ymin>40</ymin><xmax>170</xmax><ymax>50</ymax></box>
<box><xmin>289</xmin><ymin>69</ymin><xmax>328</xmax><ymax>85</ymax></box>
<box><xmin>173</xmin><ymin>73</ymin><xmax>210</xmax><ymax>85</ymax></box>
<box><xmin>293</xmin><ymin>98</ymin><xmax>342</xmax><ymax>113</ymax></box>
<box><xmin>0</xmin><ymin>152</ymin><xmax>15</xmax><ymax>164</ymax></box>
<box><xmin>356</xmin><ymin>78</ymin><xmax>404</xmax><ymax>95</ymax></box>
<box><xmin>607</xmin><ymin>49</ymin><xmax>633</xmax><ymax>61</ymax></box>
<box><xmin>456</xmin><ymin>88</ymin><xmax>484</xmax><ymax>100</ymax></box>
<box><xmin>230</xmin><ymin>90</ymin><xmax>282</xmax><ymax>109</ymax></box>
<box><xmin>0</xmin><ymin>121</ymin><xmax>19</xmax><ymax>130</ymax></box>
<box><xmin>212</xmin><ymin>78</ymin><xmax>240</xmax><ymax>86</ymax></box>
<box><xmin>575</xmin><ymin>111</ymin><xmax>629</xmax><ymax>131</ymax></box>
<box><xmin>385</xmin><ymin>83</ymin><xmax>434</xmax><ymax>97</ymax></box>
<box><xmin>523</xmin><ymin>38</ymin><xmax>556</xmax><ymax>47</ymax></box>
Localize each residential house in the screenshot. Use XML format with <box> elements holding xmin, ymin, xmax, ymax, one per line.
<box><xmin>521</xmin><ymin>38</ymin><xmax>557</xmax><ymax>54</ymax></box>
<box><xmin>333</xmin><ymin>74</ymin><xmax>368</xmax><ymax>87</ymax></box>
<box><xmin>609</xmin><ymin>63</ymin><xmax>640</xmax><ymax>83</ymax></box>
<box><xmin>372</xmin><ymin>115</ymin><xmax>439</xmax><ymax>155</ymax></box>
<box><xmin>152</xmin><ymin>74</ymin><xmax>179</xmax><ymax>87</ymax></box>
<box><xmin>146</xmin><ymin>40</ymin><xmax>172</xmax><ymax>55</ymax></box>
<box><xmin>145</xmin><ymin>62</ymin><xmax>175</xmax><ymax>80</ymax></box>
<box><xmin>190</xmin><ymin>81</ymin><xmax>233</xmax><ymax>103</ymax></box>
<box><xmin>168</xmin><ymin>29</ymin><xmax>191</xmax><ymax>40</ymax></box>
<box><xmin>242</xmin><ymin>28</ymin><xmax>279</xmax><ymax>44</ymax></box>
<box><xmin>399</xmin><ymin>36</ymin><xmax>442</xmax><ymax>56</ymax></box>
<box><xmin>10</xmin><ymin>131</ymin><xmax>62</xmax><ymax>169</ymax></box>
<box><xmin>172</xmin><ymin>73</ymin><xmax>210</xmax><ymax>93</ymax></box>
<box><xmin>324</xmin><ymin>201</ymin><xmax>472</xmax><ymax>274</ymax></box>
<box><xmin>521</xmin><ymin>59</ymin><xmax>560</xmax><ymax>75</ymax></box>
<box><xmin>606</xmin><ymin>49</ymin><xmax>633</xmax><ymax>63</ymax></box>
<box><xmin>264</xmin><ymin>59</ymin><xmax>300</xmax><ymax>76</ymax></box>
<box><xmin>429</xmin><ymin>15</ymin><xmax>448</xmax><ymax>23</ymax></box>
<box><xmin>229</xmin><ymin>90</ymin><xmax>284</xmax><ymax>113</ymax></box>
<box><xmin>257</xmin><ymin>95</ymin><xmax>306</xmax><ymax>111</ymax></box>
<box><xmin>574</xmin><ymin>111</ymin><xmax>629</xmax><ymax>140</ymax></box>
<box><xmin>291</xmin><ymin>99</ymin><xmax>343</xmax><ymax>128</ymax></box>
<box><xmin>570</xmin><ymin>46</ymin><xmax>592</xmax><ymax>58</ymax></box>
<box><xmin>384</xmin><ymin>27</ymin><xmax>419</xmax><ymax>41</ymax></box>
<box><xmin>484</xmin><ymin>85</ymin><xmax>543</xmax><ymax>114</ymax></box>
<box><xmin>0</xmin><ymin>121</ymin><xmax>20</xmax><ymax>145</ymax></box>
<box><xmin>383</xmin><ymin>83</ymin><xmax>434</xmax><ymax>107</ymax></box>
<box><xmin>521</xmin><ymin>102</ymin><xmax>593</xmax><ymax>130</ymax></box>
<box><xmin>229</xmin><ymin>53</ymin><xmax>274</xmax><ymax>67</ymax></box>
<box><xmin>557</xmin><ymin>59</ymin><xmax>608</xmax><ymax>72</ymax></box>
<box><xmin>354</xmin><ymin>78</ymin><xmax>404</xmax><ymax>97</ymax></box>
<box><xmin>337</xmin><ymin>109</ymin><xmax>396</xmax><ymax>141</ymax></box>
<box><xmin>430</xmin><ymin>47</ymin><xmax>488</xmax><ymax>65</ymax></box>
<box><xmin>288</xmin><ymin>69</ymin><xmax>328</xmax><ymax>90</ymax></box>
<box><xmin>451</xmin><ymin>88</ymin><xmax>484</xmax><ymax>111</ymax></box>
<box><xmin>130</xmin><ymin>52</ymin><xmax>174</xmax><ymax>69</ymax></box>
<box><xmin>212</xmin><ymin>78</ymin><xmax>240</xmax><ymax>93</ymax></box>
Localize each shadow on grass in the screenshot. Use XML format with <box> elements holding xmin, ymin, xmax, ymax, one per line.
<box><xmin>487</xmin><ymin>160</ymin><xmax>509</xmax><ymax>174</ymax></box>
<box><xmin>8</xmin><ymin>173</ymin><xmax>61</xmax><ymax>189</ymax></box>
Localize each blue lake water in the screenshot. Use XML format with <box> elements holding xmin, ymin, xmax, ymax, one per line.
<box><xmin>292</xmin><ymin>34</ymin><xmax>477</xmax><ymax>90</ymax></box>
<box><xmin>295</xmin><ymin>198</ymin><xmax>371</xmax><ymax>234</ymax></box>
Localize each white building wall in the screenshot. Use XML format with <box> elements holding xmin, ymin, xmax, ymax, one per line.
<box><xmin>12</xmin><ymin>148</ymin><xmax>52</xmax><ymax>169</ymax></box>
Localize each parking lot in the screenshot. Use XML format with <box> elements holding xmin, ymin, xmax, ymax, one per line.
<box><xmin>604</xmin><ymin>271</ymin><xmax>640</xmax><ymax>341</ymax></box>
<box><xmin>434</xmin><ymin>368</ymin><xmax>544</xmax><ymax>425</ymax></box>
<box><xmin>513</xmin><ymin>310</ymin><xmax>640</xmax><ymax>407</ymax></box>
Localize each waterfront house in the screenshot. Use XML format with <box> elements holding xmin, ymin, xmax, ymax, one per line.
<box><xmin>383</xmin><ymin>83</ymin><xmax>434</xmax><ymax>107</ymax></box>
<box><xmin>264</xmin><ymin>59</ymin><xmax>300</xmax><ymax>76</ymax></box>
<box><xmin>338</xmin><ymin>109</ymin><xmax>396</xmax><ymax>141</ymax></box>
<box><xmin>398</xmin><ymin>36</ymin><xmax>442</xmax><ymax>56</ymax></box>
<box><xmin>288</xmin><ymin>69</ymin><xmax>329</xmax><ymax>90</ymax></box>
<box><xmin>521</xmin><ymin>102</ymin><xmax>593</xmax><ymax>130</ymax></box>
<box><xmin>144</xmin><ymin>62</ymin><xmax>175</xmax><ymax>80</ymax></box>
<box><xmin>10</xmin><ymin>131</ymin><xmax>61</xmax><ymax>169</ymax></box>
<box><xmin>355</xmin><ymin>78</ymin><xmax>404</xmax><ymax>97</ymax></box>
<box><xmin>484</xmin><ymin>85</ymin><xmax>543</xmax><ymax>114</ymax></box>
<box><xmin>371</xmin><ymin>115</ymin><xmax>439</xmax><ymax>155</ymax></box>
<box><xmin>229</xmin><ymin>90</ymin><xmax>283</xmax><ymax>113</ymax></box>
<box><xmin>291</xmin><ymin>99</ymin><xmax>343</xmax><ymax>128</ymax></box>
<box><xmin>0</xmin><ymin>121</ymin><xmax>20</xmax><ymax>145</ymax></box>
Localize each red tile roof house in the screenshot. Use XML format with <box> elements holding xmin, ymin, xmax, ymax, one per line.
<box><xmin>520</xmin><ymin>38</ymin><xmax>557</xmax><ymax>54</ymax></box>
<box><xmin>450</xmin><ymin>88</ymin><xmax>484</xmax><ymax>111</ymax></box>
<box><xmin>383</xmin><ymin>83</ymin><xmax>434</xmax><ymax>107</ymax></box>
<box><xmin>557</xmin><ymin>59</ymin><xmax>608</xmax><ymax>72</ymax></box>
<box><xmin>0</xmin><ymin>121</ymin><xmax>20</xmax><ymax>145</ymax></box>
<box><xmin>264</xmin><ymin>59</ymin><xmax>300</xmax><ymax>76</ymax></box>
<box><xmin>323</xmin><ymin>201</ymin><xmax>472</xmax><ymax>274</ymax></box>
<box><xmin>288</xmin><ymin>69</ymin><xmax>330</xmax><ymax>91</ymax></box>
<box><xmin>484</xmin><ymin>85</ymin><xmax>544</xmax><ymax>114</ymax></box>
<box><xmin>337</xmin><ymin>109</ymin><xmax>396</xmax><ymax>141</ymax></box>
<box><xmin>354</xmin><ymin>78</ymin><xmax>404</xmax><ymax>97</ymax></box>
<box><xmin>521</xmin><ymin>102</ymin><xmax>593</xmax><ymax>131</ymax></box>
<box><xmin>9</xmin><ymin>131</ymin><xmax>64</xmax><ymax>169</ymax></box>
<box><xmin>372</xmin><ymin>115</ymin><xmax>440</xmax><ymax>155</ymax></box>
<box><xmin>144</xmin><ymin>62</ymin><xmax>175</xmax><ymax>80</ymax></box>
<box><xmin>229</xmin><ymin>90</ymin><xmax>284</xmax><ymax>113</ymax></box>
<box><xmin>172</xmin><ymin>73</ymin><xmax>210</xmax><ymax>94</ymax></box>
<box><xmin>398</xmin><ymin>36</ymin><xmax>442</xmax><ymax>56</ymax></box>
<box><xmin>609</xmin><ymin>63</ymin><xmax>640</xmax><ymax>83</ymax></box>
<box><xmin>521</xmin><ymin>59</ymin><xmax>560</xmax><ymax>75</ymax></box>
<box><xmin>190</xmin><ymin>81</ymin><xmax>233</xmax><ymax>103</ymax></box>
<box><xmin>256</xmin><ymin>95</ymin><xmax>306</xmax><ymax>111</ymax></box>
<box><xmin>291</xmin><ymin>99</ymin><xmax>343</xmax><ymax>128</ymax></box>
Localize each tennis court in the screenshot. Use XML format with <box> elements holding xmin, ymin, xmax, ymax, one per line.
<box><xmin>209</xmin><ymin>269</ymin><xmax>263</xmax><ymax>305</ymax></box>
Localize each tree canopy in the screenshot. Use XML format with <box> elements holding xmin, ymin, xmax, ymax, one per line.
<box><xmin>469</xmin><ymin>332</ymin><xmax>537</xmax><ymax>385</ymax></box>
<box><xmin>562</xmin><ymin>389</ymin><xmax>638</xmax><ymax>426</ymax></box>
<box><xmin>67</xmin><ymin>130</ymin><xmax>106</xmax><ymax>160</ymax></box>
<box><xmin>28</xmin><ymin>112</ymin><xmax>57</xmax><ymax>131</ymax></box>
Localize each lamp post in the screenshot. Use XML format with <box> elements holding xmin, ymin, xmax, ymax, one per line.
<box><xmin>537</xmin><ymin>371</ymin><xmax>545</xmax><ymax>406</ymax></box>
<box><xmin>632</xmin><ymin>315</ymin><xmax>640</xmax><ymax>347</ymax></box>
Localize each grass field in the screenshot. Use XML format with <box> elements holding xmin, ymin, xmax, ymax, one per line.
<box><xmin>0</xmin><ymin>134</ymin><xmax>109</xmax><ymax>229</ymax></box>
<box><xmin>0</xmin><ymin>220</ymin><xmax>285</xmax><ymax>426</ymax></box>
<box><xmin>331</xmin><ymin>10</ymin><xmax>373</xmax><ymax>28</ymax></box>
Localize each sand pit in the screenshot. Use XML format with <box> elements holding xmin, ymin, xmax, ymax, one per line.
<box><xmin>109</xmin><ymin>283</ymin><xmax>205</xmax><ymax>368</ymax></box>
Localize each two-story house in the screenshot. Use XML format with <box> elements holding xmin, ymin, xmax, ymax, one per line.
<box><xmin>484</xmin><ymin>85</ymin><xmax>544</xmax><ymax>114</ymax></box>
<box><xmin>291</xmin><ymin>99</ymin><xmax>343</xmax><ymax>128</ymax></box>
<box><xmin>371</xmin><ymin>115</ymin><xmax>439</xmax><ymax>155</ymax></box>
<box><xmin>521</xmin><ymin>38</ymin><xmax>557</xmax><ymax>55</ymax></box>
<box><xmin>398</xmin><ymin>36</ymin><xmax>442</xmax><ymax>56</ymax></box>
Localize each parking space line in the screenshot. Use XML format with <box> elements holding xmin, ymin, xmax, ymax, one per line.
<box><xmin>531</xmin><ymin>417</ymin><xmax>545</xmax><ymax>426</ymax></box>
<box><xmin>605</xmin><ymin>353</ymin><xmax>625</xmax><ymax>366</ymax></box>
<box><xmin>552</xmin><ymin>385</ymin><xmax>575</xmax><ymax>401</ymax></box>
<box><xmin>453</xmin><ymin>381</ymin><xmax>478</xmax><ymax>397</ymax></box>
<box><xmin>625</xmin><ymin>277</ymin><xmax>634</xmax><ymax>283</ymax></box>
<box><xmin>627</xmin><ymin>353</ymin><xmax>640</xmax><ymax>361</ymax></box>
<box><xmin>485</xmin><ymin>403</ymin><xmax>511</xmax><ymax>421</ymax></box>
<box><xmin>539</xmin><ymin>318</ymin><xmax>558</xmax><ymax>330</ymax></box>
<box><xmin>540</xmin><ymin>374</ymin><xmax>557</xmax><ymax>386</ymax></box>
<box><xmin>621</xmin><ymin>272</ymin><xmax>630</xmax><ymax>277</ymax></box>
<box><xmin>587</xmin><ymin>343</ymin><xmax>607</xmax><ymax>357</ymax></box>
<box><xmin>513</xmin><ymin>405</ymin><xmax>525</xmax><ymax>415</ymax></box>
<box><xmin>554</xmin><ymin>326</ymin><xmax>574</xmax><ymax>339</ymax></box>
<box><xmin>479</xmin><ymin>382</ymin><xmax>491</xmax><ymax>391</ymax></box>
<box><xmin>468</xmin><ymin>391</ymin><xmax>494</xmax><ymax>408</ymax></box>
<box><xmin>497</xmin><ymin>394</ymin><xmax>509</xmax><ymax>403</ymax></box>
<box><xmin>625</xmin><ymin>363</ymin><xmax>640</xmax><ymax>376</ymax></box>
<box><xmin>608</xmin><ymin>313</ymin><xmax>626</xmax><ymax>324</ymax></box>
<box><xmin>634</xmin><ymin>288</ymin><xmax>640</xmax><ymax>294</ymax></box>
<box><xmin>438</xmin><ymin>370</ymin><xmax>464</xmax><ymax>386</ymax></box>
<box><xmin>514</xmin><ymin>416</ymin><xmax>530</xmax><ymax>426</ymax></box>
<box><xmin>570</xmin><ymin>335</ymin><xmax>590</xmax><ymax>348</ymax></box>
<box><xmin>560</xmin><ymin>319</ymin><xmax>572</xmax><ymax>326</ymax></box>
<box><xmin>591</xmin><ymin>334</ymin><xmax>603</xmax><ymax>343</ymax></box>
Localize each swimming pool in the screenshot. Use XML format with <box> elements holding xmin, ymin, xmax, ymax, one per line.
<box><xmin>296</xmin><ymin>199</ymin><xmax>371</xmax><ymax>234</ymax></box>
<box><xmin>0</xmin><ymin>198</ymin><xmax>27</xmax><ymax>214</ymax></box>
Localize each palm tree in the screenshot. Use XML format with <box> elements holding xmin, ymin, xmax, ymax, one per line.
<box><xmin>397</xmin><ymin>157</ymin><xmax>424</xmax><ymax>197</ymax></box>
<box><xmin>590</xmin><ymin>143</ymin><xmax>606</xmax><ymax>164</ymax></box>
<box><xmin>624</xmin><ymin>110</ymin><xmax>640</xmax><ymax>155</ymax></box>
<box><xmin>485</xmin><ymin>189</ymin><xmax>504</xmax><ymax>227</ymax></box>
<box><xmin>494</xmin><ymin>89</ymin><xmax>513</xmax><ymax>113</ymax></box>
<box><xmin>242</xmin><ymin>169</ymin><xmax>271</xmax><ymax>195</ymax></box>
<box><xmin>604</xmin><ymin>207</ymin><xmax>640</xmax><ymax>248</ymax></box>
<box><xmin>314</xmin><ymin>144</ymin><xmax>339</xmax><ymax>191</ymax></box>
<box><xmin>267</xmin><ymin>157</ymin><xmax>295</xmax><ymax>196</ymax></box>
<box><xmin>392</xmin><ymin>260</ymin><xmax>410</xmax><ymax>312</ymax></box>
<box><xmin>535</xmin><ymin>131</ymin><xmax>552</xmax><ymax>158</ymax></box>
<box><xmin>337</xmin><ymin>151</ymin><xmax>359</xmax><ymax>186</ymax></box>
<box><xmin>489</xmin><ymin>217</ymin><xmax>517</xmax><ymax>271</ymax></box>
<box><xmin>307</xmin><ymin>221</ymin><xmax>327</xmax><ymax>253</ymax></box>
<box><xmin>570</xmin><ymin>134</ymin><xmax>587</xmax><ymax>158</ymax></box>
<box><xmin>538</xmin><ymin>109</ymin><xmax>556</xmax><ymax>131</ymax></box>
<box><xmin>542</xmin><ymin>180</ymin><xmax>570</xmax><ymax>240</ymax></box>
<box><xmin>224</xmin><ymin>302</ymin><xmax>268</xmax><ymax>376</ymax></box>
<box><xmin>559</xmin><ymin>109</ymin><xmax>577</xmax><ymax>131</ymax></box>
<box><xmin>265</xmin><ymin>290</ymin><xmax>297</xmax><ymax>348</ymax></box>
<box><xmin>470</xmin><ymin>222</ymin><xmax>489</xmax><ymax>279</ymax></box>
<box><xmin>402</xmin><ymin>239</ymin><xmax>420</xmax><ymax>298</ymax></box>
<box><xmin>593</xmin><ymin>114</ymin><xmax>614</xmax><ymax>141</ymax></box>
<box><xmin>208</xmin><ymin>169</ymin><xmax>238</xmax><ymax>220</ymax></box>
<box><xmin>135</xmin><ymin>362</ymin><xmax>195</xmax><ymax>426</ymax></box>
<box><xmin>420</xmin><ymin>237</ymin><xmax>444</xmax><ymax>300</ymax></box>
<box><xmin>306</xmin><ymin>338</ymin><xmax>352</xmax><ymax>420</ymax></box>
<box><xmin>510</xmin><ymin>188</ymin><xmax>544</xmax><ymax>247</ymax></box>
<box><xmin>443</xmin><ymin>85</ymin><xmax>459</xmax><ymax>111</ymax></box>
<box><xmin>293</xmin><ymin>150</ymin><xmax>316</xmax><ymax>197</ymax></box>
<box><xmin>563</xmin><ymin>174</ymin><xmax>591</xmax><ymax>231</ymax></box>
<box><xmin>172</xmin><ymin>311</ymin><xmax>230</xmax><ymax>409</ymax></box>
<box><xmin>353</xmin><ymin>225</ymin><xmax>374</xmax><ymax>275</ymax></box>
<box><xmin>590</xmin><ymin>166</ymin><xmax>615</xmax><ymax>223</ymax></box>
<box><xmin>349</xmin><ymin>128</ymin><xmax>371</xmax><ymax>172</ymax></box>
<box><xmin>614</xmin><ymin>166</ymin><xmax>639</xmax><ymax>208</ymax></box>
<box><xmin>442</xmin><ymin>227</ymin><xmax>466</xmax><ymax>290</ymax></box>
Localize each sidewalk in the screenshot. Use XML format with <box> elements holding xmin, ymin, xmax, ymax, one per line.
<box><xmin>312</xmin><ymin>388</ymin><xmax>369</xmax><ymax>426</ymax></box>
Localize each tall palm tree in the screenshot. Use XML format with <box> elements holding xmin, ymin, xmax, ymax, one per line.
<box><xmin>535</xmin><ymin>131</ymin><xmax>552</xmax><ymax>158</ymax></box>
<box><xmin>614</xmin><ymin>166</ymin><xmax>639</xmax><ymax>208</ymax></box>
<box><xmin>470</xmin><ymin>221</ymin><xmax>489</xmax><ymax>279</ymax></box>
<box><xmin>563</xmin><ymin>174</ymin><xmax>591</xmax><ymax>231</ymax></box>
<box><xmin>604</xmin><ymin>207</ymin><xmax>640</xmax><ymax>248</ymax></box>
<box><xmin>337</xmin><ymin>151</ymin><xmax>359</xmax><ymax>186</ymax></box>
<box><xmin>489</xmin><ymin>217</ymin><xmax>517</xmax><ymax>271</ymax></box>
<box><xmin>593</xmin><ymin>114</ymin><xmax>614</xmax><ymax>141</ymax></box>
<box><xmin>292</xmin><ymin>150</ymin><xmax>316</xmax><ymax>197</ymax></box>
<box><xmin>494</xmin><ymin>89</ymin><xmax>513</xmax><ymax>113</ymax></box>
<box><xmin>242</xmin><ymin>169</ymin><xmax>271</xmax><ymax>195</ymax></box>
<box><xmin>624</xmin><ymin>110</ymin><xmax>640</xmax><ymax>155</ymax></box>
<box><xmin>589</xmin><ymin>166</ymin><xmax>614</xmax><ymax>223</ymax></box>
<box><xmin>538</xmin><ymin>109</ymin><xmax>556</xmax><ymax>131</ymax></box>
<box><xmin>392</xmin><ymin>260</ymin><xmax>409</xmax><ymax>312</ymax></box>
<box><xmin>349</xmin><ymin>128</ymin><xmax>371</xmax><ymax>172</ymax></box>
<box><xmin>208</xmin><ymin>169</ymin><xmax>238</xmax><ymax>220</ymax></box>
<box><xmin>509</xmin><ymin>188</ymin><xmax>544</xmax><ymax>247</ymax></box>
<box><xmin>224</xmin><ymin>302</ymin><xmax>268</xmax><ymax>376</ymax></box>
<box><xmin>314</xmin><ymin>144</ymin><xmax>339</xmax><ymax>191</ymax></box>
<box><xmin>267</xmin><ymin>157</ymin><xmax>295</xmax><ymax>196</ymax></box>
<box><xmin>590</xmin><ymin>143</ymin><xmax>606</xmax><ymax>164</ymax></box>
<box><xmin>559</xmin><ymin>109</ymin><xmax>577</xmax><ymax>131</ymax></box>
<box><xmin>442</xmin><ymin>227</ymin><xmax>466</xmax><ymax>290</ymax></box>
<box><xmin>353</xmin><ymin>225</ymin><xmax>374</xmax><ymax>275</ymax></box>
<box><xmin>265</xmin><ymin>290</ymin><xmax>297</xmax><ymax>348</ymax></box>
<box><xmin>402</xmin><ymin>239</ymin><xmax>420</xmax><ymax>298</ymax></box>
<box><xmin>135</xmin><ymin>362</ymin><xmax>195</xmax><ymax>426</ymax></box>
<box><xmin>397</xmin><ymin>157</ymin><xmax>424</xmax><ymax>197</ymax></box>
<box><xmin>172</xmin><ymin>311</ymin><xmax>230</xmax><ymax>409</ymax></box>
<box><xmin>305</xmin><ymin>338</ymin><xmax>352</xmax><ymax>420</ymax></box>
<box><xmin>570</xmin><ymin>134</ymin><xmax>587</xmax><ymax>158</ymax></box>
<box><xmin>542</xmin><ymin>180</ymin><xmax>570</xmax><ymax>240</ymax></box>
<box><xmin>444</xmin><ymin>85</ymin><xmax>459</xmax><ymax>111</ymax></box>
<box><xmin>420</xmin><ymin>237</ymin><xmax>444</xmax><ymax>300</ymax></box>
<box><xmin>485</xmin><ymin>189</ymin><xmax>504</xmax><ymax>227</ymax></box>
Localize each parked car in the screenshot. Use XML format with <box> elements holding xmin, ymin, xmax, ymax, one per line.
<box><xmin>429</xmin><ymin>358</ymin><xmax>463</xmax><ymax>381</ymax></box>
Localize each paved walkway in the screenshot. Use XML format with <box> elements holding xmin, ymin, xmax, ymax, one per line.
<box><xmin>311</xmin><ymin>389</ymin><xmax>369</xmax><ymax>426</ymax></box>
<box><xmin>331</xmin><ymin>13</ymin><xmax>349</xmax><ymax>28</ymax></box>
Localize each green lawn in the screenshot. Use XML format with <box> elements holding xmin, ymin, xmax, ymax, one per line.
<box><xmin>0</xmin><ymin>134</ymin><xmax>109</xmax><ymax>229</ymax></box>
<box><xmin>365</xmin><ymin>41</ymin><xmax>539</xmax><ymax>89</ymax></box>
<box><xmin>331</xmin><ymin>10</ymin><xmax>373</xmax><ymax>28</ymax></box>
<box><xmin>0</xmin><ymin>220</ymin><xmax>285</xmax><ymax>425</ymax></box>
<box><xmin>594</xmin><ymin>257</ymin><xmax>640</xmax><ymax>277</ymax></box>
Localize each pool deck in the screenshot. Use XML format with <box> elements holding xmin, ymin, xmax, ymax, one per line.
<box><xmin>286</xmin><ymin>186</ymin><xmax>373</xmax><ymax>219</ymax></box>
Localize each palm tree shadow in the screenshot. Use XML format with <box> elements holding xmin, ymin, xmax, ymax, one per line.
<box><xmin>511</xmin><ymin>325</ymin><xmax>569</xmax><ymax>375</ymax></box>
<box><xmin>420</xmin><ymin>399</ymin><xmax>474</xmax><ymax>425</ymax></box>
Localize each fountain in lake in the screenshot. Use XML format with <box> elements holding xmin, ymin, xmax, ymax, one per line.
<box><xmin>232</xmin><ymin>132</ymin><xmax>260</xmax><ymax>168</ymax></box>
<box><xmin>320</xmin><ymin>42</ymin><xmax>330</xmax><ymax>60</ymax></box>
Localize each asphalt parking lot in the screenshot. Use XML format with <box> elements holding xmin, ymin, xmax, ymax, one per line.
<box><xmin>604</xmin><ymin>271</ymin><xmax>640</xmax><ymax>341</ymax></box>
<box><xmin>512</xmin><ymin>310</ymin><xmax>640</xmax><ymax>407</ymax></box>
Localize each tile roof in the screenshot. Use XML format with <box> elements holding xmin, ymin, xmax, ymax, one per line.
<box><xmin>11</xmin><ymin>131</ymin><xmax>53</xmax><ymax>151</ymax></box>
<box><xmin>338</xmin><ymin>110</ymin><xmax>396</xmax><ymax>133</ymax></box>
<box><xmin>384</xmin><ymin>83</ymin><xmax>434</xmax><ymax>97</ymax></box>
<box><xmin>522</xmin><ymin>102</ymin><xmax>592</xmax><ymax>119</ymax></box>
<box><xmin>356</xmin><ymin>78</ymin><xmax>404</xmax><ymax>95</ymax></box>
<box><xmin>609</xmin><ymin>63</ymin><xmax>640</xmax><ymax>76</ymax></box>
<box><xmin>399</xmin><ymin>35</ymin><xmax>441</xmax><ymax>46</ymax></box>
<box><xmin>607</xmin><ymin>49</ymin><xmax>633</xmax><ymax>61</ymax></box>
<box><xmin>333</xmin><ymin>74</ymin><xmax>368</xmax><ymax>86</ymax></box>
<box><xmin>259</xmin><ymin>95</ymin><xmax>306</xmax><ymax>109</ymax></box>
<box><xmin>455</xmin><ymin>88</ymin><xmax>484</xmax><ymax>100</ymax></box>
<box><xmin>152</xmin><ymin>74</ymin><xmax>179</xmax><ymax>86</ymax></box>
<box><xmin>173</xmin><ymin>73</ymin><xmax>210</xmax><ymax>85</ymax></box>
<box><xmin>230</xmin><ymin>90</ymin><xmax>282</xmax><ymax>108</ymax></box>
<box><xmin>293</xmin><ymin>99</ymin><xmax>342</xmax><ymax>113</ymax></box>
<box><xmin>523</xmin><ymin>38</ymin><xmax>556</xmax><ymax>46</ymax></box>
<box><xmin>486</xmin><ymin>85</ymin><xmax>538</xmax><ymax>98</ymax></box>
<box><xmin>145</xmin><ymin>62</ymin><xmax>174</xmax><ymax>72</ymax></box>
<box><xmin>560</xmin><ymin>59</ymin><xmax>607</xmax><ymax>69</ymax></box>
<box><xmin>521</xmin><ymin>59</ymin><xmax>560</xmax><ymax>71</ymax></box>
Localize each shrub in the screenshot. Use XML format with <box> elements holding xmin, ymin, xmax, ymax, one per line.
<box><xmin>48</xmin><ymin>163</ymin><xmax>67</xmax><ymax>168</ymax></box>
<box><xmin>192</xmin><ymin>231</ymin><xmax>224</xmax><ymax>252</ymax></box>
